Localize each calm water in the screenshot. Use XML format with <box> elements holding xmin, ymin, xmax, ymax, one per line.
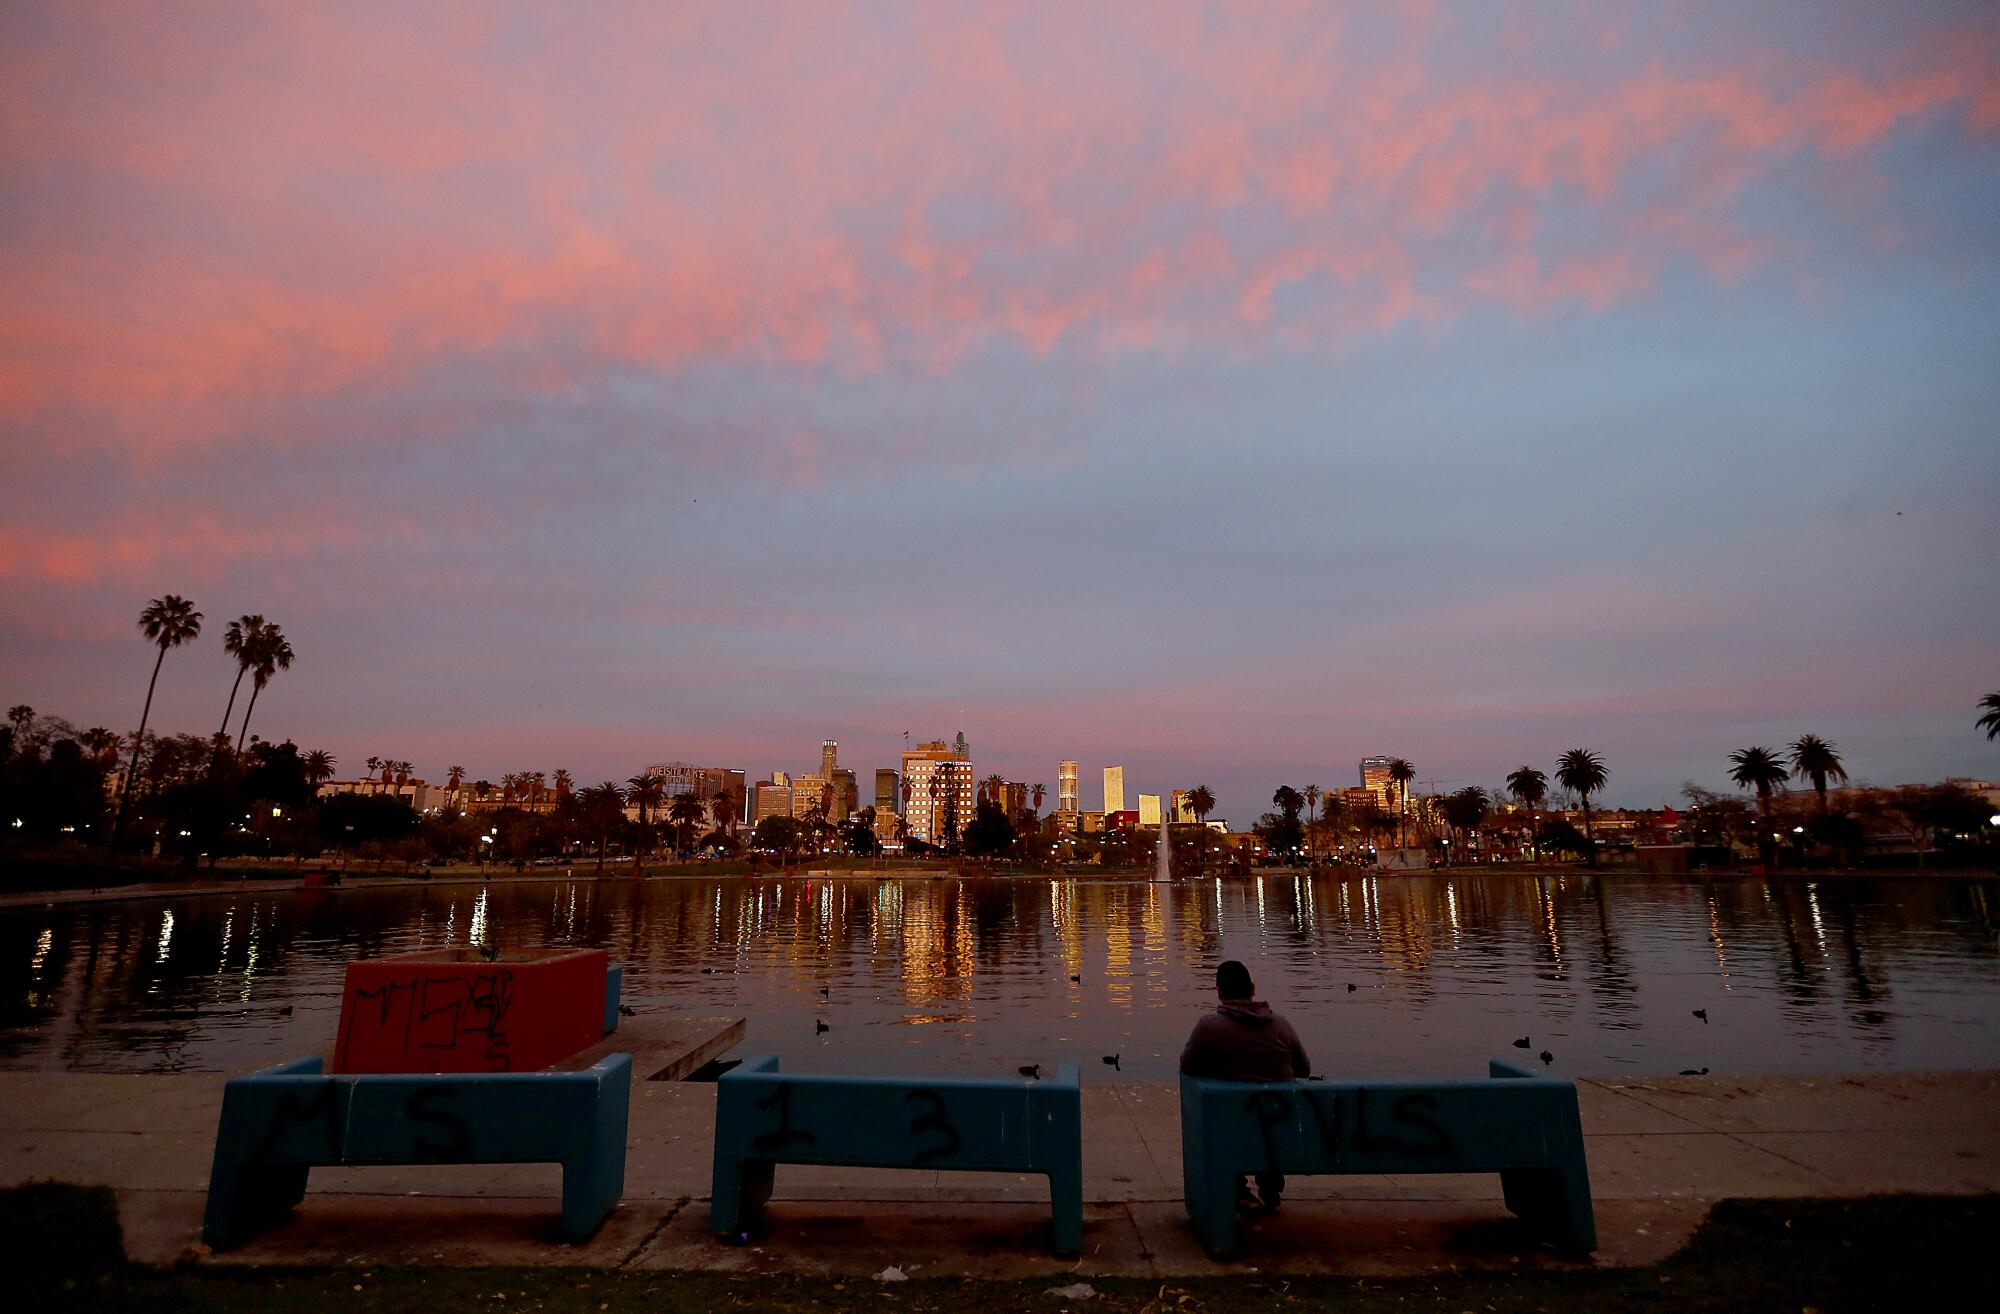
<box><xmin>3</xmin><ymin>873</ymin><xmax>1996</xmax><ymax>1081</ymax></box>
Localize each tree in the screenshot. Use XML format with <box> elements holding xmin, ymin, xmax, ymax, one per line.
<box><xmin>845</xmin><ymin>806</ymin><xmax>880</xmax><ymax>857</ymax></box>
<box><xmin>1554</xmin><ymin>749</ymin><xmax>1607</xmax><ymax>867</ymax></box>
<box><xmin>1187</xmin><ymin>785</ymin><xmax>1216</xmax><ymax>829</ymax></box>
<box><xmin>709</xmin><ymin>790</ymin><xmax>737</xmax><ymax>836</ymax></box>
<box><xmin>753</xmin><ymin>814</ymin><xmax>803</xmax><ymax>863</ymax></box>
<box><xmin>1977</xmin><ymin>691</ymin><xmax>2000</xmax><ymax>740</ymax></box>
<box><xmin>668</xmin><ymin>791</ymin><xmax>708</xmax><ymax>854</ymax></box>
<box><xmin>1303</xmin><ymin>784</ymin><xmax>1321</xmax><ymax>860</ymax></box>
<box><xmin>1505</xmin><ymin>765</ymin><xmax>1548</xmax><ymax>857</ymax></box>
<box><xmin>302</xmin><ymin>749</ymin><xmax>336</xmax><ymax>788</ymax></box>
<box><xmin>1031</xmin><ymin>782</ymin><xmax>1045</xmax><ymax>812</ymax></box>
<box><xmin>218</xmin><ymin>615</ymin><xmax>267</xmax><ymax>741</ymax></box>
<box><xmin>579</xmin><ymin>782</ymin><xmax>626</xmax><ymax>870</ymax></box>
<box><xmin>1729</xmin><ymin>746</ymin><xmax>1789</xmax><ymax>867</ymax></box>
<box><xmin>446</xmin><ymin>764</ymin><xmax>466</xmax><ymax>803</ymax></box>
<box><xmin>1439</xmin><ymin>786</ymin><xmax>1491</xmax><ymax>855</ymax></box>
<box><xmin>963</xmin><ymin>801</ymin><xmax>1016</xmax><ymax>857</ymax></box>
<box><xmin>1387</xmin><ymin>758</ymin><xmax>1415</xmax><ymax>851</ymax></box>
<box><xmin>112</xmin><ymin>594</ymin><xmax>203</xmax><ymax>854</ymax></box>
<box><xmin>235</xmin><ymin>623</ymin><xmax>293</xmax><ymax>752</ymax></box>
<box><xmin>1788</xmin><ymin>735</ymin><xmax>1848</xmax><ymax>814</ymax></box>
<box><xmin>626</xmin><ymin>772</ymin><xmax>665</xmax><ymax>849</ymax></box>
<box><xmin>1253</xmin><ymin>810</ymin><xmax>1305</xmax><ymax>862</ymax></box>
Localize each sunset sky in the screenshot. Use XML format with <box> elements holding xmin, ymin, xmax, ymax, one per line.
<box><xmin>3</xmin><ymin>1</ymin><xmax>1997</xmax><ymax>822</ymax></box>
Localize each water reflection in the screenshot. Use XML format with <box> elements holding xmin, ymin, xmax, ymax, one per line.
<box><xmin>1</xmin><ymin>873</ymin><xmax>1996</xmax><ymax>1080</ymax></box>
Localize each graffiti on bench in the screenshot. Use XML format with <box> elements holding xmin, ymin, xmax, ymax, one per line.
<box><xmin>1243</xmin><ymin>1086</ymin><xmax>1457</xmax><ymax>1166</ymax></box>
<box><xmin>336</xmin><ymin>970</ymin><xmax>517</xmax><ymax>1071</ymax></box>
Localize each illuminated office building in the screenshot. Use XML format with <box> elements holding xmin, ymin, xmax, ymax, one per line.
<box><xmin>1058</xmin><ymin>760</ymin><xmax>1078</xmax><ymax>814</ymax></box>
<box><xmin>1103</xmin><ymin>765</ymin><xmax>1125</xmax><ymax>815</ymax></box>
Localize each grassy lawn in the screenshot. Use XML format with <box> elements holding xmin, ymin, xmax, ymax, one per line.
<box><xmin>9</xmin><ymin>1182</ymin><xmax>1986</xmax><ymax>1313</ymax></box>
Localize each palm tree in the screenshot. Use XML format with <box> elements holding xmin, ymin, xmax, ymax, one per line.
<box><xmin>1729</xmin><ymin>746</ymin><xmax>1789</xmax><ymax>866</ymax></box>
<box><xmin>218</xmin><ymin>614</ymin><xmax>267</xmax><ymax>741</ymax></box>
<box><xmin>669</xmin><ymin>791</ymin><xmax>707</xmax><ymax>854</ymax></box>
<box><xmin>1188</xmin><ymin>785</ymin><xmax>1216</xmax><ymax>829</ymax></box>
<box><xmin>79</xmin><ymin>726</ymin><xmax>122</xmax><ymax>765</ymax></box>
<box><xmin>580</xmin><ymin>782</ymin><xmax>625</xmax><ymax>870</ymax></box>
<box><xmin>302</xmin><ymin>749</ymin><xmax>336</xmax><ymax>788</ymax></box>
<box><xmin>1032</xmin><ymin>782</ymin><xmax>1046</xmax><ymax>812</ymax></box>
<box><xmin>234</xmin><ymin>623</ymin><xmax>292</xmax><ymax>752</ymax></box>
<box><xmin>1505</xmin><ymin>765</ymin><xmax>1548</xmax><ymax>857</ymax></box>
<box><xmin>1976</xmin><ymin>691</ymin><xmax>2000</xmax><ymax>740</ymax></box>
<box><xmin>627</xmin><ymin>773</ymin><xmax>666</xmax><ymax>854</ymax></box>
<box><xmin>1787</xmin><ymin>735</ymin><xmax>1848</xmax><ymax>814</ymax></box>
<box><xmin>1387</xmin><ymin>758</ymin><xmax>1415</xmax><ymax>852</ymax></box>
<box><xmin>709</xmin><ymin>791</ymin><xmax>736</xmax><ymax>838</ymax></box>
<box><xmin>981</xmin><ymin>773</ymin><xmax>1007</xmax><ymax>808</ymax></box>
<box><xmin>1304</xmin><ymin>784</ymin><xmax>1321</xmax><ymax>860</ymax></box>
<box><xmin>551</xmin><ymin>768</ymin><xmax>572</xmax><ymax>799</ymax></box>
<box><xmin>111</xmin><ymin>595</ymin><xmax>203</xmax><ymax>854</ymax></box>
<box><xmin>446</xmin><ymin>764</ymin><xmax>466</xmax><ymax>805</ymax></box>
<box><xmin>1554</xmin><ymin>749</ymin><xmax>1607</xmax><ymax>867</ymax></box>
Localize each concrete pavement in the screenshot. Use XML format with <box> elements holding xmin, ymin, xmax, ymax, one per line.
<box><xmin>3</xmin><ymin>1066</ymin><xmax>1994</xmax><ymax>1278</ymax></box>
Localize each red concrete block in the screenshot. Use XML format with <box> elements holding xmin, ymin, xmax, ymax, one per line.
<box><xmin>333</xmin><ymin>947</ymin><xmax>609</xmax><ymax>1074</ymax></box>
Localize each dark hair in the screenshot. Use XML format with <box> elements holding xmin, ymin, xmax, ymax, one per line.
<box><xmin>1216</xmin><ymin>960</ymin><xmax>1254</xmax><ymax>1000</ymax></box>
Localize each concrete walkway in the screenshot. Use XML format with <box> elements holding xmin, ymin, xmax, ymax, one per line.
<box><xmin>3</xmin><ymin>1066</ymin><xmax>1994</xmax><ymax>1278</ymax></box>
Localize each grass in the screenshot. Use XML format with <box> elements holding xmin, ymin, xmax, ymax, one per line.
<box><xmin>9</xmin><ymin>1182</ymin><xmax>1988</xmax><ymax>1313</ymax></box>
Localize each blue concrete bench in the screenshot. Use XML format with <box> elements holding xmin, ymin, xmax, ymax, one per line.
<box><xmin>712</xmin><ymin>1056</ymin><xmax>1084</xmax><ymax>1254</ymax></box>
<box><xmin>202</xmin><ymin>966</ymin><xmax>631</xmax><ymax>1248</ymax></box>
<box><xmin>1181</xmin><ymin>1059</ymin><xmax>1595</xmax><ymax>1256</ymax></box>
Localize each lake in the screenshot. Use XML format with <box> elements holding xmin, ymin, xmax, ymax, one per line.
<box><xmin>3</xmin><ymin>871</ymin><xmax>1995</xmax><ymax>1081</ymax></box>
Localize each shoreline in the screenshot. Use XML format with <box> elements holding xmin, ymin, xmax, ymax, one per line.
<box><xmin>2</xmin><ymin>859</ymin><xmax>1992</xmax><ymax>910</ymax></box>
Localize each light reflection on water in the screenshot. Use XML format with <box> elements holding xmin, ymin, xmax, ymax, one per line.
<box><xmin>1</xmin><ymin>872</ymin><xmax>1996</xmax><ymax>1080</ymax></box>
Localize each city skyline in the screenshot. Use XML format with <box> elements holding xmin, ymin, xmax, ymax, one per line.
<box><xmin>3</xmin><ymin>3</ymin><xmax>1996</xmax><ymax>829</ymax></box>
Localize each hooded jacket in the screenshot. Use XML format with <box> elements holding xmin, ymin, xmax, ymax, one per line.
<box><xmin>1178</xmin><ymin>999</ymin><xmax>1310</xmax><ymax>1082</ymax></box>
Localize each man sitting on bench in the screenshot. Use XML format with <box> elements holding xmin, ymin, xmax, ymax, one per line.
<box><xmin>1179</xmin><ymin>959</ymin><xmax>1310</xmax><ymax>1214</ymax></box>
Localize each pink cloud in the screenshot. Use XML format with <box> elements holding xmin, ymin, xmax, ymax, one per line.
<box><xmin>0</xmin><ymin>0</ymin><xmax>1994</xmax><ymax>466</ymax></box>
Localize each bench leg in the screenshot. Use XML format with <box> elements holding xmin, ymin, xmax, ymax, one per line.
<box><xmin>1500</xmin><ymin>1164</ymin><xmax>1597</xmax><ymax>1254</ymax></box>
<box><xmin>710</xmin><ymin>1155</ymin><xmax>775</xmax><ymax>1238</ymax></box>
<box><xmin>1186</xmin><ymin>1164</ymin><xmax>1241</xmax><ymax>1257</ymax></box>
<box><xmin>1046</xmin><ymin>1161</ymin><xmax>1083</xmax><ymax>1257</ymax></box>
<box><xmin>203</xmin><ymin>1159</ymin><xmax>310</xmax><ymax>1249</ymax></box>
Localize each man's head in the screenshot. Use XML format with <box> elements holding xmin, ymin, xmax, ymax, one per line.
<box><xmin>1216</xmin><ymin>959</ymin><xmax>1255</xmax><ymax>1001</ymax></box>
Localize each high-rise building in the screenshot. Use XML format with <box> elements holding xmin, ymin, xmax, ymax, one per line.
<box><xmin>1360</xmin><ymin>756</ymin><xmax>1399</xmax><ymax>811</ymax></box>
<box><xmin>834</xmin><ymin>768</ymin><xmax>857</xmax><ymax>819</ymax></box>
<box><xmin>1138</xmin><ymin>793</ymin><xmax>1161</xmax><ymax>826</ymax></box>
<box><xmin>1170</xmin><ymin>789</ymin><xmax>1196</xmax><ymax>823</ymax></box>
<box><xmin>820</xmin><ymin>740</ymin><xmax>839</xmax><ymax>783</ymax></box>
<box><xmin>875</xmin><ymin>769</ymin><xmax>901</xmax><ymax>813</ymax></box>
<box><xmin>901</xmin><ymin>738</ymin><xmax>972</xmax><ymax>845</ymax></box>
<box><xmin>1103</xmin><ymin>765</ymin><xmax>1125</xmax><ymax>815</ymax></box>
<box><xmin>754</xmin><ymin>782</ymin><xmax>794</xmax><ymax>822</ymax></box>
<box><xmin>1058</xmin><ymin>760</ymin><xmax>1078</xmax><ymax>814</ymax></box>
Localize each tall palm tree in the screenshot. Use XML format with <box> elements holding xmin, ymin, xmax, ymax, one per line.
<box><xmin>1976</xmin><ymin>691</ymin><xmax>2000</xmax><ymax>740</ymax></box>
<box><xmin>1188</xmin><ymin>785</ymin><xmax>1216</xmax><ymax>829</ymax></box>
<box><xmin>234</xmin><ymin>624</ymin><xmax>292</xmax><ymax>752</ymax></box>
<box><xmin>1787</xmin><ymin>735</ymin><xmax>1848</xmax><ymax>814</ymax></box>
<box><xmin>112</xmin><ymin>595</ymin><xmax>203</xmax><ymax>854</ymax></box>
<box><xmin>1032</xmin><ymin>782</ymin><xmax>1046</xmax><ymax>812</ymax></box>
<box><xmin>1387</xmin><ymin>758</ymin><xmax>1415</xmax><ymax>852</ymax></box>
<box><xmin>1304</xmin><ymin>784</ymin><xmax>1321</xmax><ymax>860</ymax></box>
<box><xmin>1505</xmin><ymin>765</ymin><xmax>1548</xmax><ymax>857</ymax></box>
<box><xmin>218</xmin><ymin>614</ymin><xmax>267</xmax><ymax>741</ymax></box>
<box><xmin>580</xmin><ymin>782</ymin><xmax>625</xmax><ymax>871</ymax></box>
<box><xmin>669</xmin><ymin>791</ymin><xmax>708</xmax><ymax>853</ymax></box>
<box><xmin>551</xmin><ymin>769</ymin><xmax>571</xmax><ymax>799</ymax></box>
<box><xmin>302</xmin><ymin>749</ymin><xmax>336</xmax><ymax>788</ymax></box>
<box><xmin>446</xmin><ymin>765</ymin><xmax>466</xmax><ymax>805</ymax></box>
<box><xmin>1729</xmin><ymin>746</ymin><xmax>1789</xmax><ymax>866</ymax></box>
<box><xmin>1554</xmin><ymin>749</ymin><xmax>1607</xmax><ymax>867</ymax></box>
<box><xmin>709</xmin><ymin>791</ymin><xmax>736</xmax><ymax>838</ymax></box>
<box><xmin>981</xmin><ymin>773</ymin><xmax>1007</xmax><ymax>808</ymax></box>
